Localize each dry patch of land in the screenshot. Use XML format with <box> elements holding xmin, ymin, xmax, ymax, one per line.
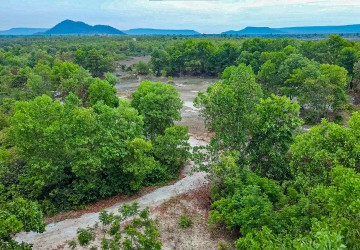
<box><xmin>153</xmin><ymin>185</ymin><xmax>237</xmax><ymax>250</ymax></box>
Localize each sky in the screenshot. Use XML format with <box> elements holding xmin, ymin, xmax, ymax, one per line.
<box><xmin>1</xmin><ymin>0</ymin><xmax>360</xmax><ymax>33</ymax></box>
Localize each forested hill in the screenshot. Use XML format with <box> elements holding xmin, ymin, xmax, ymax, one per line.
<box><xmin>223</xmin><ymin>24</ymin><xmax>360</xmax><ymax>35</ymax></box>
<box><xmin>43</xmin><ymin>20</ymin><xmax>125</xmax><ymax>35</ymax></box>
<box><xmin>0</xmin><ymin>28</ymin><xmax>48</xmax><ymax>35</ymax></box>
<box><xmin>123</xmin><ymin>28</ymin><xmax>200</xmax><ymax>35</ymax></box>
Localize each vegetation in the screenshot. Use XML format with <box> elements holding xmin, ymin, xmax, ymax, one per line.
<box><xmin>0</xmin><ymin>36</ymin><xmax>193</xmax><ymax>247</ymax></box>
<box><xmin>72</xmin><ymin>202</ymin><xmax>162</xmax><ymax>250</ymax></box>
<box><xmin>0</xmin><ymin>34</ymin><xmax>360</xmax><ymax>248</ymax></box>
<box><xmin>194</xmin><ymin>64</ymin><xmax>360</xmax><ymax>249</ymax></box>
<box><xmin>131</xmin><ymin>81</ymin><xmax>183</xmax><ymax>140</ymax></box>
<box><xmin>178</xmin><ymin>215</ymin><xmax>193</xmax><ymax>228</ymax></box>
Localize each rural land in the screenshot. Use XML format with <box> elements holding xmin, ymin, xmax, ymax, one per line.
<box><xmin>1</xmin><ymin>6</ymin><xmax>360</xmax><ymax>250</ymax></box>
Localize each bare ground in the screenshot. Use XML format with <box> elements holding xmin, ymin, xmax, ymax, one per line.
<box><xmin>153</xmin><ymin>185</ymin><xmax>237</xmax><ymax>250</ymax></box>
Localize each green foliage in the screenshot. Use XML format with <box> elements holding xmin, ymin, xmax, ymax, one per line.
<box><xmin>178</xmin><ymin>215</ymin><xmax>193</xmax><ymax>228</ymax></box>
<box><xmin>290</xmin><ymin>112</ymin><xmax>360</xmax><ymax>186</ymax></box>
<box><xmin>247</xmin><ymin>94</ymin><xmax>303</xmax><ymax>180</ymax></box>
<box><xmin>131</xmin><ymin>81</ymin><xmax>183</xmax><ymax>139</ymax></box>
<box><xmin>104</xmin><ymin>72</ymin><xmax>119</xmax><ymax>86</ymax></box>
<box><xmin>0</xmin><ymin>198</ymin><xmax>45</xmax><ymax>248</ymax></box>
<box><xmin>134</xmin><ymin>61</ymin><xmax>151</xmax><ymax>75</ymax></box>
<box><xmin>153</xmin><ymin>125</ymin><xmax>190</xmax><ymax>175</ymax></box>
<box><xmin>88</xmin><ymin>78</ymin><xmax>119</xmax><ymax>107</ymax></box>
<box><xmin>77</xmin><ymin>227</ymin><xmax>95</xmax><ymax>246</ymax></box>
<box><xmin>51</xmin><ymin>61</ymin><xmax>92</xmax><ymax>99</ymax></box>
<box><xmin>286</xmin><ymin>63</ymin><xmax>348</xmax><ymax>121</ymax></box>
<box><xmin>74</xmin><ymin>48</ymin><xmax>115</xmax><ymax>77</ymax></box>
<box><xmin>209</xmin><ymin>156</ymin><xmax>284</xmax><ymax>235</ymax></box>
<box><xmin>208</xmin><ymin>115</ymin><xmax>360</xmax><ymax>249</ymax></box>
<box><xmin>336</xmin><ymin>47</ymin><xmax>358</xmax><ymax>76</ymax></box>
<box><xmin>74</xmin><ymin>203</ymin><xmax>162</xmax><ymax>250</ymax></box>
<box><xmin>2</xmin><ymin>35</ymin><xmax>360</xmax><ymax>249</ymax></box>
<box><xmin>4</xmin><ymin>79</ymin><xmax>189</xmax><ymax>212</ymax></box>
<box><xmin>123</xmin><ymin>138</ymin><xmax>162</xmax><ymax>192</ymax></box>
<box><xmin>195</xmin><ymin>64</ymin><xmax>263</xmax><ymax>151</ymax></box>
<box><xmin>7</xmin><ymin>95</ymin><xmax>146</xmax><ymax>210</ymax></box>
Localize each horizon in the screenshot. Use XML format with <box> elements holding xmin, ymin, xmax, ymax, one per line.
<box><xmin>1</xmin><ymin>0</ymin><xmax>360</xmax><ymax>33</ymax></box>
<box><xmin>3</xmin><ymin>20</ymin><xmax>360</xmax><ymax>34</ymax></box>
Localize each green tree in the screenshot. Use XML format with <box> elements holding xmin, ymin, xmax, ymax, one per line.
<box><xmin>88</xmin><ymin>79</ymin><xmax>118</xmax><ymax>107</ymax></box>
<box><xmin>51</xmin><ymin>61</ymin><xmax>92</xmax><ymax>99</ymax></box>
<box><xmin>287</xmin><ymin>63</ymin><xmax>348</xmax><ymax>121</ymax></box>
<box><xmin>247</xmin><ymin>95</ymin><xmax>303</xmax><ymax>181</ymax></box>
<box><xmin>135</xmin><ymin>61</ymin><xmax>151</xmax><ymax>75</ymax></box>
<box><xmin>257</xmin><ymin>60</ymin><xmax>278</xmax><ymax>95</ymax></box>
<box><xmin>153</xmin><ymin>125</ymin><xmax>190</xmax><ymax>175</ymax></box>
<box><xmin>290</xmin><ymin>112</ymin><xmax>360</xmax><ymax>186</ymax></box>
<box><xmin>209</xmin><ymin>155</ymin><xmax>283</xmax><ymax>236</ymax></box>
<box><xmin>104</xmin><ymin>72</ymin><xmax>118</xmax><ymax>86</ymax></box>
<box><xmin>122</xmin><ymin>138</ymin><xmax>161</xmax><ymax>192</ymax></box>
<box><xmin>131</xmin><ymin>81</ymin><xmax>183</xmax><ymax>140</ymax></box>
<box><xmin>75</xmin><ymin>48</ymin><xmax>115</xmax><ymax>78</ymax></box>
<box><xmin>336</xmin><ymin>47</ymin><xmax>358</xmax><ymax>76</ymax></box>
<box><xmin>8</xmin><ymin>95</ymin><xmax>150</xmax><ymax>211</ymax></box>
<box><xmin>195</xmin><ymin>64</ymin><xmax>263</xmax><ymax>151</ymax></box>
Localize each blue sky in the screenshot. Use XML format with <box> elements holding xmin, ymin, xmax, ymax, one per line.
<box><xmin>1</xmin><ymin>0</ymin><xmax>360</xmax><ymax>33</ymax></box>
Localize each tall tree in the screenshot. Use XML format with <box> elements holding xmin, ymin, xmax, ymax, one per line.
<box><xmin>131</xmin><ymin>81</ymin><xmax>183</xmax><ymax>140</ymax></box>
<box><xmin>195</xmin><ymin>64</ymin><xmax>263</xmax><ymax>151</ymax></box>
<box><xmin>247</xmin><ymin>95</ymin><xmax>303</xmax><ymax>181</ymax></box>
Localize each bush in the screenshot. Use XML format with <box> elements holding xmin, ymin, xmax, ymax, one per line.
<box><xmin>77</xmin><ymin>228</ymin><xmax>95</xmax><ymax>246</ymax></box>
<box><xmin>178</xmin><ymin>215</ymin><xmax>193</xmax><ymax>228</ymax></box>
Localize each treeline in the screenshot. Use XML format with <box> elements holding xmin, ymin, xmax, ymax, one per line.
<box><xmin>151</xmin><ymin>35</ymin><xmax>360</xmax><ymax>122</ymax></box>
<box><xmin>194</xmin><ymin>64</ymin><xmax>360</xmax><ymax>249</ymax></box>
<box><xmin>151</xmin><ymin>35</ymin><xmax>360</xmax><ymax>78</ymax></box>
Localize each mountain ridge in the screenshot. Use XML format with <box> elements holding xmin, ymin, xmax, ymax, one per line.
<box><xmin>2</xmin><ymin>21</ymin><xmax>360</xmax><ymax>36</ymax></box>
<box><xmin>42</xmin><ymin>20</ymin><xmax>125</xmax><ymax>35</ymax></box>
<box><xmin>0</xmin><ymin>28</ymin><xmax>48</xmax><ymax>35</ymax></box>
<box><xmin>222</xmin><ymin>24</ymin><xmax>360</xmax><ymax>35</ymax></box>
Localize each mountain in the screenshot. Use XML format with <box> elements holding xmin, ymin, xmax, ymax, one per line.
<box><xmin>43</xmin><ymin>20</ymin><xmax>125</xmax><ymax>35</ymax></box>
<box><xmin>222</xmin><ymin>24</ymin><xmax>360</xmax><ymax>35</ymax></box>
<box><xmin>123</xmin><ymin>28</ymin><xmax>200</xmax><ymax>36</ymax></box>
<box><xmin>0</xmin><ymin>28</ymin><xmax>48</xmax><ymax>35</ymax></box>
<box><xmin>277</xmin><ymin>24</ymin><xmax>360</xmax><ymax>34</ymax></box>
<box><xmin>223</xmin><ymin>27</ymin><xmax>284</xmax><ymax>35</ymax></box>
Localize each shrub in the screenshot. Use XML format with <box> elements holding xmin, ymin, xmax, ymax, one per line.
<box><xmin>178</xmin><ymin>215</ymin><xmax>193</xmax><ymax>228</ymax></box>
<box><xmin>77</xmin><ymin>228</ymin><xmax>95</xmax><ymax>246</ymax></box>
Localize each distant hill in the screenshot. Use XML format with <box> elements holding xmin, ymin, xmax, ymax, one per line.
<box><xmin>277</xmin><ymin>24</ymin><xmax>360</xmax><ymax>34</ymax></box>
<box><xmin>0</xmin><ymin>28</ymin><xmax>48</xmax><ymax>35</ymax></box>
<box><xmin>123</xmin><ymin>28</ymin><xmax>200</xmax><ymax>36</ymax></box>
<box><xmin>223</xmin><ymin>27</ymin><xmax>284</xmax><ymax>35</ymax></box>
<box><xmin>43</xmin><ymin>20</ymin><xmax>125</xmax><ymax>35</ymax></box>
<box><xmin>222</xmin><ymin>24</ymin><xmax>360</xmax><ymax>35</ymax></box>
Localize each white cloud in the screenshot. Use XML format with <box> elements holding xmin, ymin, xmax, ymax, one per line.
<box><xmin>100</xmin><ymin>0</ymin><xmax>360</xmax><ymax>32</ymax></box>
